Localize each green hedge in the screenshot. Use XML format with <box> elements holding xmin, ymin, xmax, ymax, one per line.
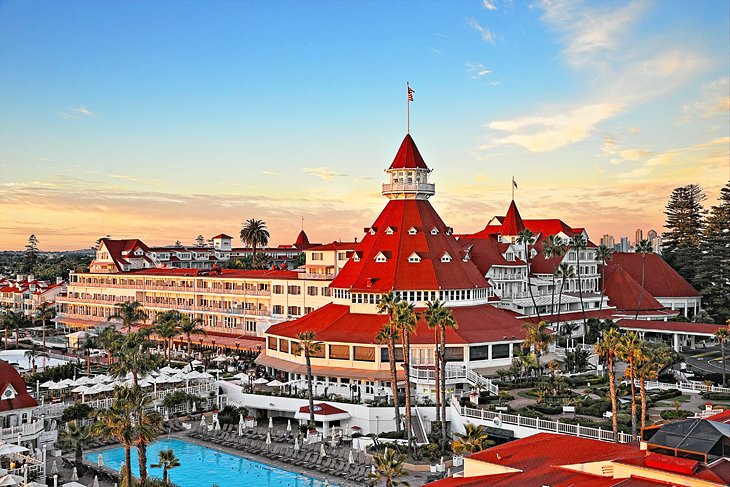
<box><xmin>660</xmin><ymin>409</ymin><xmax>693</xmax><ymax>420</ymax></box>
<box><xmin>701</xmin><ymin>392</ymin><xmax>730</xmax><ymax>401</ymax></box>
<box><xmin>649</xmin><ymin>389</ymin><xmax>682</xmax><ymax>401</ymax></box>
<box><xmin>576</xmin><ymin>400</ymin><xmax>612</xmax><ymax>417</ymax></box>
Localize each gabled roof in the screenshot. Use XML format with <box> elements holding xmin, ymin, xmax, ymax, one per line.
<box><xmin>212</xmin><ymin>234</ymin><xmax>232</xmax><ymax>239</ymax></box>
<box><xmin>459</xmin><ymin>236</ymin><xmax>526</xmax><ymax>275</ymax></box>
<box><xmin>603</xmin><ymin>265</ymin><xmax>665</xmax><ymax>311</ymax></box>
<box><xmin>329</xmin><ymin>199</ymin><xmax>489</xmax><ymax>291</ymax></box>
<box><xmin>609</xmin><ymin>253</ymin><xmax>699</xmax><ymax>298</ymax></box>
<box><xmin>306</xmin><ymin>241</ymin><xmax>359</xmax><ymax>252</ymax></box>
<box><xmin>501</xmin><ymin>200</ymin><xmax>525</xmax><ymax>235</ymax></box>
<box><xmin>0</xmin><ymin>360</ymin><xmax>38</xmax><ymax>412</ymax></box>
<box><xmin>294</xmin><ymin>230</ymin><xmax>310</xmax><ymax>247</ymax></box>
<box><xmin>388</xmin><ymin>134</ymin><xmax>429</xmax><ymax>169</ymax></box>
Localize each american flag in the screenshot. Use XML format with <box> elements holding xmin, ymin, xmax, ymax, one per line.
<box><xmin>407</xmin><ymin>86</ymin><xmax>415</xmax><ymax>102</ymax></box>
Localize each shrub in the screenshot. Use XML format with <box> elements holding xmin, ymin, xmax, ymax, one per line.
<box><xmin>576</xmin><ymin>400</ymin><xmax>612</xmax><ymax>418</ymax></box>
<box><xmin>61</xmin><ymin>403</ymin><xmax>92</xmax><ymax>423</ymax></box>
<box><xmin>421</xmin><ymin>443</ymin><xmax>442</xmax><ymax>462</ymax></box>
<box><xmin>379</xmin><ymin>430</ymin><xmax>406</xmax><ymax>439</ymax></box>
<box><xmin>701</xmin><ymin>392</ymin><xmax>730</xmax><ymax>401</ymax></box>
<box><xmin>660</xmin><ymin>409</ymin><xmax>693</xmax><ymax>420</ymax></box>
<box><xmin>531</xmin><ymin>403</ymin><xmax>563</xmax><ymax>415</ymax></box>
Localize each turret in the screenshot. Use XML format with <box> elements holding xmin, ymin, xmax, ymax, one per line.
<box><xmin>382</xmin><ymin>134</ymin><xmax>435</xmax><ymax>200</ymax></box>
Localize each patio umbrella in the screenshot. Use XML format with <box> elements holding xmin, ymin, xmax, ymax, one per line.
<box><xmin>93</xmin><ymin>476</ymin><xmax>100</xmax><ymax>487</ymax></box>
<box><xmin>199</xmin><ymin>416</ymin><xmax>206</xmax><ymax>427</ymax></box>
<box><xmin>214</xmin><ymin>417</ymin><xmax>221</xmax><ymax>430</ymax></box>
<box><xmin>48</xmin><ymin>382</ymin><xmax>66</xmax><ymax>391</ymax></box>
<box><xmin>62</xmin><ymin>482</ymin><xmax>86</xmax><ymax>487</ymax></box>
<box><xmin>188</xmin><ymin>370</ymin><xmax>203</xmax><ymax>379</ymax></box>
<box><xmin>119</xmin><ymin>461</ymin><xmax>126</xmax><ymax>478</ymax></box>
<box><xmin>267</xmin><ymin>380</ymin><xmax>284</xmax><ymax>387</ymax></box>
<box><xmin>0</xmin><ymin>443</ymin><xmax>27</xmax><ymax>455</ymax></box>
<box><xmin>232</xmin><ymin>372</ymin><xmax>246</xmax><ymax>380</ymax></box>
<box><xmin>71</xmin><ymin>466</ymin><xmax>78</xmax><ymax>481</ymax></box>
<box><xmin>0</xmin><ymin>474</ymin><xmax>22</xmax><ymax>486</ymax></box>
<box><xmin>212</xmin><ymin>356</ymin><xmax>227</xmax><ymax>363</ymax></box>
<box><xmin>97</xmin><ymin>452</ymin><xmax>104</xmax><ymax>467</ymax></box>
<box><xmin>320</xmin><ymin>443</ymin><xmax>327</xmax><ymax>458</ymax></box>
<box><xmin>167</xmin><ymin>376</ymin><xmax>183</xmax><ymax>384</ymax></box>
<box><xmin>40</xmin><ymin>380</ymin><xmax>55</xmax><ymax>388</ymax></box>
<box><xmin>371</xmin><ymin>465</ymin><xmax>376</xmax><ymax>475</ymax></box>
<box><xmin>286</xmin><ymin>420</ymin><xmax>292</xmax><ymax>432</ymax></box>
<box><xmin>293</xmin><ymin>436</ymin><xmax>300</xmax><ymax>451</ymax></box>
<box><xmin>239</xmin><ymin>413</ymin><xmax>245</xmax><ymax>426</ymax></box>
<box><xmin>191</xmin><ymin>359</ymin><xmax>203</xmax><ymax>366</ymax></box>
<box><xmin>71</xmin><ymin>385</ymin><xmax>88</xmax><ymax>394</ymax></box>
<box><xmin>192</xmin><ymin>401</ymin><xmax>197</xmax><ymax>413</ymax></box>
<box><xmin>253</xmin><ymin>377</ymin><xmax>269</xmax><ymax>385</ymax></box>
<box><xmin>348</xmin><ymin>450</ymin><xmax>354</xmax><ymax>465</ymax></box>
<box><xmin>268</xmin><ymin>417</ymin><xmax>273</xmax><ymax>429</ymax></box>
<box><xmin>51</xmin><ymin>459</ymin><xmax>58</xmax><ymax>474</ymax></box>
<box><xmin>324</xmin><ymin>481</ymin><xmax>330</xmax><ymax>487</ymax></box>
<box><xmin>266</xmin><ymin>432</ymin><xmax>272</xmax><ymax>447</ymax></box>
<box><xmin>238</xmin><ymin>423</ymin><xmax>243</xmax><ymax>436</ymax></box>
<box><xmin>330</xmin><ymin>434</ymin><xmax>337</xmax><ymax>447</ymax></box>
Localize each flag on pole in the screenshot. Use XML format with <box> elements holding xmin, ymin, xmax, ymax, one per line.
<box><xmin>407</xmin><ymin>85</ymin><xmax>415</xmax><ymax>102</ymax></box>
<box><xmin>512</xmin><ymin>177</ymin><xmax>518</xmax><ymax>189</ymax></box>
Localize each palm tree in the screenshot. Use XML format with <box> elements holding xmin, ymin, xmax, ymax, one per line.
<box><xmin>594</xmin><ymin>327</ymin><xmax>621</xmax><ymax>441</ymax></box>
<box><xmin>634</xmin><ymin>240</ymin><xmax>654</xmax><ymax>320</ymax></box>
<box><xmin>177</xmin><ymin>315</ymin><xmax>206</xmax><ymax>357</ymax></box>
<box><xmin>554</xmin><ymin>263</ymin><xmax>575</xmax><ymax>338</ymax></box>
<box><xmin>368</xmin><ymin>447</ymin><xmax>410</xmax><ymax>487</ymax></box>
<box><xmin>542</xmin><ymin>235</ymin><xmax>565</xmax><ymax>321</ymax></box>
<box><xmin>570</xmin><ymin>234</ymin><xmax>588</xmax><ymax>333</ymax></box>
<box><xmin>560</xmin><ymin>322</ymin><xmax>580</xmax><ymax>349</ymax></box>
<box><xmin>109</xmin><ymin>301</ymin><xmax>148</xmax><ymax>334</ymax></box>
<box><xmin>127</xmin><ymin>386</ymin><xmax>163</xmax><ymax>483</ymax></box>
<box><xmin>595</xmin><ymin>244</ymin><xmax>614</xmax><ymax>312</ymax></box>
<box><xmin>35</xmin><ymin>301</ymin><xmax>55</xmax><ymax>351</ymax></box>
<box><xmin>239</xmin><ymin>219</ymin><xmax>270</xmax><ymax>264</ymax></box>
<box><xmin>375</xmin><ymin>322</ymin><xmax>401</xmax><ymax>434</ymax></box>
<box><xmin>424</xmin><ymin>301</ymin><xmax>444</xmax><ymax>425</ymax></box>
<box><xmin>94</xmin><ymin>388</ymin><xmax>136</xmax><ymax>487</ymax></box>
<box><xmin>636</xmin><ymin>342</ymin><xmax>671</xmax><ymax>430</ymax></box>
<box><xmin>517</xmin><ymin>229</ymin><xmax>541</xmax><ymax>321</ymax></box>
<box><xmin>60</xmin><ymin>420</ymin><xmax>92</xmax><ymax>463</ymax></box>
<box><xmin>617</xmin><ymin>331</ymin><xmax>642</xmax><ymax>438</ymax></box>
<box><xmin>376</xmin><ymin>291</ymin><xmax>402</xmax><ymax>433</ymax></box>
<box><xmin>153</xmin><ymin>310</ymin><xmax>180</xmax><ymax>364</ymax></box>
<box><xmin>2</xmin><ymin>310</ymin><xmax>23</xmax><ymax>349</ymax></box>
<box><xmin>395</xmin><ymin>300</ymin><xmax>418</xmax><ymax>456</ymax></box>
<box><xmin>151</xmin><ymin>448</ymin><xmax>181</xmax><ymax>485</ymax></box>
<box><xmin>296</xmin><ymin>331</ymin><xmax>322</xmax><ymax>427</ymax></box>
<box><xmin>521</xmin><ymin>321</ymin><xmax>554</xmax><ymax>370</ymax></box>
<box><xmin>715</xmin><ymin>327</ymin><xmax>729</xmax><ymax>386</ymax></box>
<box><xmin>24</xmin><ymin>344</ymin><xmax>47</xmax><ymax>374</ymax></box>
<box><xmin>452</xmin><ymin>423</ymin><xmax>492</xmax><ymax>454</ymax></box>
<box><xmin>109</xmin><ymin>331</ymin><xmax>161</xmax><ymax>387</ymax></box>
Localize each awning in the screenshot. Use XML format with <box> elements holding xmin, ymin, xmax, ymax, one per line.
<box><xmin>255</xmin><ymin>352</ymin><xmax>402</xmax><ymax>381</ymax></box>
<box><xmin>295</xmin><ymin>403</ymin><xmax>351</xmax><ymax>422</ymax></box>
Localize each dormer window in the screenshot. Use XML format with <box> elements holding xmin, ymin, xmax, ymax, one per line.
<box><xmin>408</xmin><ymin>252</ymin><xmax>421</xmax><ymax>263</ymax></box>
<box><xmin>374</xmin><ymin>252</ymin><xmax>388</xmax><ymax>263</ymax></box>
<box><xmin>1</xmin><ymin>384</ymin><xmax>17</xmax><ymax>401</ymax></box>
<box><xmin>385</xmin><ymin>226</ymin><xmax>396</xmax><ymax>235</ymax></box>
<box><xmin>353</xmin><ymin>254</ymin><xmax>361</xmax><ymax>262</ymax></box>
<box><xmin>441</xmin><ymin>252</ymin><xmax>452</xmax><ymax>263</ymax></box>
<box><xmin>431</xmin><ymin>227</ymin><xmax>439</xmax><ymax>235</ymax></box>
<box><xmin>370</xmin><ymin>227</ymin><xmax>377</xmax><ymax>236</ymax></box>
<box><xmin>446</xmin><ymin>227</ymin><xmax>453</xmax><ymax>235</ymax></box>
<box><xmin>408</xmin><ymin>227</ymin><xmax>418</xmax><ymax>235</ymax></box>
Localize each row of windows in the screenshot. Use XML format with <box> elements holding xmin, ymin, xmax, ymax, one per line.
<box><xmin>345</xmin><ymin>288</ymin><xmax>494</xmax><ymax>305</ymax></box>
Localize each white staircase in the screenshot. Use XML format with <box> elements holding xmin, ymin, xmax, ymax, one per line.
<box><xmin>409</xmin><ymin>364</ymin><xmax>499</xmax><ymax>395</ymax></box>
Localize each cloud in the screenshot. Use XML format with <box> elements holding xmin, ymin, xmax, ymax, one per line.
<box><xmin>537</xmin><ymin>0</ymin><xmax>649</xmax><ymax>67</ymax></box>
<box><xmin>110</xmin><ymin>174</ymin><xmax>161</xmax><ymax>185</ymax></box>
<box><xmin>682</xmin><ymin>78</ymin><xmax>730</xmax><ymax>121</ymax></box>
<box><xmin>482</xmin><ymin>103</ymin><xmax>621</xmax><ymax>152</ymax></box>
<box><xmin>483</xmin><ymin>0</ymin><xmax>497</xmax><ymax>10</ymax></box>
<box><xmin>261</xmin><ymin>170</ymin><xmax>280</xmax><ymax>176</ymax></box>
<box><xmin>619</xmin><ymin>149</ymin><xmax>653</xmax><ymax>161</ymax></box>
<box><xmin>58</xmin><ymin>105</ymin><xmax>95</xmax><ymax>120</ymax></box>
<box><xmin>466</xmin><ymin>62</ymin><xmax>493</xmax><ymax>79</ymax></box>
<box><xmin>466</xmin><ymin>18</ymin><xmax>495</xmax><ymax>44</ymax></box>
<box><xmin>302</xmin><ymin>167</ymin><xmax>345</xmax><ymax>182</ymax></box>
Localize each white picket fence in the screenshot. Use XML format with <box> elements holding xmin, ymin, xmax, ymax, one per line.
<box><xmin>409</xmin><ymin>364</ymin><xmax>499</xmax><ymax>395</ymax></box>
<box><xmin>637</xmin><ymin>379</ymin><xmax>730</xmax><ymax>395</ymax></box>
<box><xmin>452</xmin><ymin>397</ymin><xmax>637</xmax><ymax>444</ymax></box>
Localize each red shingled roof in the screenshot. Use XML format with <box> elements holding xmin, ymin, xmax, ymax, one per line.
<box><xmin>458</xmin><ymin>236</ymin><xmax>525</xmax><ymax>275</ymax></box>
<box><xmin>0</xmin><ymin>360</ymin><xmax>38</xmax><ymax>412</ymax></box>
<box><xmin>298</xmin><ymin>403</ymin><xmax>347</xmax><ymax>416</ymax></box>
<box><xmin>266</xmin><ymin>302</ymin><xmax>525</xmax><ymax>345</ymax></box>
<box><xmin>100</xmin><ymin>238</ymin><xmax>152</xmax><ymax>271</ymax></box>
<box><xmin>388</xmin><ymin>134</ymin><xmax>429</xmax><ymax>169</ymax></box>
<box><xmin>295</xmin><ymin>230</ymin><xmax>310</xmax><ymax>247</ymax></box>
<box><xmin>212</xmin><ymin>234</ymin><xmax>232</xmax><ymax>239</ymax></box>
<box><xmin>307</xmin><ymin>241</ymin><xmax>359</xmax><ymax>252</ymax></box>
<box><xmin>501</xmin><ymin>200</ymin><xmax>525</xmax><ymax>235</ymax></box>
<box><xmin>609</xmin><ymin>253</ymin><xmax>699</xmax><ymax>298</ymax></box>
<box><xmin>603</xmin><ymin>265</ymin><xmax>665</xmax><ymax>311</ymax></box>
<box><xmin>123</xmin><ymin>268</ymin><xmax>299</xmax><ymax>279</ymax></box>
<box><xmin>329</xmin><ymin>199</ymin><xmax>489</xmax><ymax>292</ymax></box>
<box><xmin>618</xmin><ymin>320</ymin><xmax>726</xmax><ymax>336</ymax></box>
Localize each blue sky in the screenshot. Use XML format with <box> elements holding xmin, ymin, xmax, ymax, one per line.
<box><xmin>0</xmin><ymin>0</ymin><xmax>728</xmax><ymax>250</ymax></box>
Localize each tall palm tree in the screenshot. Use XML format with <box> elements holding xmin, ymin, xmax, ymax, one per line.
<box><xmin>24</xmin><ymin>344</ymin><xmax>47</xmax><ymax>374</ymax></box>
<box><xmin>127</xmin><ymin>386</ymin><xmax>163</xmax><ymax>483</ymax></box>
<box><xmin>424</xmin><ymin>301</ymin><xmax>445</xmax><ymax>424</ymax></box>
<box><xmin>521</xmin><ymin>321</ymin><xmax>554</xmax><ymax>370</ymax></box>
<box><xmin>368</xmin><ymin>447</ymin><xmax>410</xmax><ymax>487</ymax></box>
<box><xmin>97</xmin><ymin>326</ymin><xmax>121</xmax><ymax>365</ymax></box>
<box><xmin>109</xmin><ymin>331</ymin><xmax>161</xmax><ymax>387</ymax></box>
<box><xmin>94</xmin><ymin>388</ymin><xmax>136</xmax><ymax>487</ymax></box>
<box><xmin>239</xmin><ymin>219</ymin><xmax>270</xmax><ymax>265</ymax></box>
<box><xmin>60</xmin><ymin>420</ymin><xmax>93</xmax><ymax>463</ymax></box>
<box><xmin>2</xmin><ymin>310</ymin><xmax>23</xmax><ymax>349</ymax></box>
<box><xmin>560</xmin><ymin>322</ymin><xmax>579</xmax><ymax>349</ymax></box>
<box><xmin>517</xmin><ymin>229</ymin><xmax>541</xmax><ymax>321</ymax></box>
<box><xmin>634</xmin><ymin>240</ymin><xmax>654</xmax><ymax>320</ymax></box>
<box><xmin>296</xmin><ymin>331</ymin><xmax>322</xmax><ymax>427</ymax></box>
<box><xmin>151</xmin><ymin>448</ymin><xmax>181</xmax><ymax>485</ymax></box>
<box><xmin>554</xmin><ymin>263</ymin><xmax>575</xmax><ymax>337</ymax></box>
<box><xmin>594</xmin><ymin>327</ymin><xmax>621</xmax><ymax>441</ymax></box>
<box><xmin>542</xmin><ymin>235</ymin><xmax>565</xmax><ymax>321</ymax></box>
<box><xmin>109</xmin><ymin>301</ymin><xmax>148</xmax><ymax>334</ymax></box>
<box><xmin>395</xmin><ymin>301</ymin><xmax>418</xmax><ymax>456</ymax></box>
<box><xmin>636</xmin><ymin>342</ymin><xmax>671</xmax><ymax>430</ymax></box>
<box><xmin>715</xmin><ymin>327</ymin><xmax>729</xmax><ymax>386</ymax></box>
<box><xmin>376</xmin><ymin>291</ymin><xmax>402</xmax><ymax>433</ymax></box>
<box><xmin>570</xmin><ymin>234</ymin><xmax>588</xmax><ymax>333</ymax></box>
<box><xmin>617</xmin><ymin>331</ymin><xmax>642</xmax><ymax>438</ymax></box>
<box><xmin>35</xmin><ymin>301</ymin><xmax>55</xmax><ymax>351</ymax></box>
<box><xmin>177</xmin><ymin>315</ymin><xmax>206</xmax><ymax>357</ymax></box>
<box><xmin>153</xmin><ymin>310</ymin><xmax>180</xmax><ymax>364</ymax></box>
<box><xmin>452</xmin><ymin>423</ymin><xmax>492</xmax><ymax>455</ymax></box>
<box><xmin>595</xmin><ymin>244</ymin><xmax>614</xmax><ymax>312</ymax></box>
<box><xmin>375</xmin><ymin>322</ymin><xmax>401</xmax><ymax>434</ymax></box>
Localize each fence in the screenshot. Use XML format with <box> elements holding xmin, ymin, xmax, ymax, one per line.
<box><xmin>639</xmin><ymin>379</ymin><xmax>730</xmax><ymax>395</ymax></box>
<box><xmin>451</xmin><ymin>397</ymin><xmax>637</xmax><ymax>444</ymax></box>
<box><xmin>409</xmin><ymin>364</ymin><xmax>499</xmax><ymax>395</ymax></box>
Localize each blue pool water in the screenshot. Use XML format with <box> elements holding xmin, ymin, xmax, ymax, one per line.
<box><xmin>87</xmin><ymin>438</ymin><xmax>329</xmax><ymax>487</ymax></box>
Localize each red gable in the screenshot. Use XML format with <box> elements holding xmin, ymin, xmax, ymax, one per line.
<box><xmin>609</xmin><ymin>253</ymin><xmax>699</xmax><ymax>298</ymax></box>
<box><xmin>0</xmin><ymin>360</ymin><xmax>38</xmax><ymax>412</ymax></box>
<box><xmin>295</xmin><ymin>230</ymin><xmax>310</xmax><ymax>247</ymax></box>
<box><xmin>501</xmin><ymin>200</ymin><xmax>525</xmax><ymax>235</ymax></box>
<box><xmin>603</xmin><ymin>265</ymin><xmax>665</xmax><ymax>311</ymax></box>
<box><xmin>388</xmin><ymin>134</ymin><xmax>429</xmax><ymax>169</ymax></box>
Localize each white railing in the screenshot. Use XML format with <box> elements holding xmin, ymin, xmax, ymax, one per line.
<box><xmin>452</xmin><ymin>397</ymin><xmax>636</xmax><ymax>444</ymax></box>
<box><xmin>638</xmin><ymin>379</ymin><xmax>730</xmax><ymax>395</ymax></box>
<box><xmin>0</xmin><ymin>419</ymin><xmax>45</xmax><ymax>441</ymax></box>
<box><xmin>382</xmin><ymin>182</ymin><xmax>435</xmax><ymax>194</ymax></box>
<box><xmin>297</xmin><ymin>273</ymin><xmax>335</xmax><ymax>280</ymax></box>
<box><xmin>409</xmin><ymin>364</ymin><xmax>498</xmax><ymax>395</ymax></box>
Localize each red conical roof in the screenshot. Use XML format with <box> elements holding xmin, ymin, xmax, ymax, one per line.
<box><xmin>501</xmin><ymin>200</ymin><xmax>526</xmax><ymax>236</ymax></box>
<box><xmin>603</xmin><ymin>265</ymin><xmax>664</xmax><ymax>311</ymax></box>
<box><xmin>295</xmin><ymin>230</ymin><xmax>310</xmax><ymax>247</ymax></box>
<box><xmin>389</xmin><ymin>134</ymin><xmax>429</xmax><ymax>170</ymax></box>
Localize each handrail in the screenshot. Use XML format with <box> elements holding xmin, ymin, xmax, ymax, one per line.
<box><xmin>409</xmin><ymin>364</ymin><xmax>498</xmax><ymax>395</ymax></box>
<box><xmin>635</xmin><ymin>379</ymin><xmax>730</xmax><ymax>395</ymax></box>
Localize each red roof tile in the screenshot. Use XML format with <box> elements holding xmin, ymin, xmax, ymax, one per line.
<box><xmin>608</xmin><ymin>253</ymin><xmax>699</xmax><ymax>298</ymax></box>
<box><xmin>307</xmin><ymin>241</ymin><xmax>359</xmax><ymax>252</ymax></box>
<box><xmin>212</xmin><ymin>234</ymin><xmax>232</xmax><ymax>239</ymax></box>
<box><xmin>501</xmin><ymin>200</ymin><xmax>525</xmax><ymax>235</ymax></box>
<box><xmin>298</xmin><ymin>403</ymin><xmax>347</xmax><ymax>416</ymax></box>
<box><xmin>388</xmin><ymin>134</ymin><xmax>429</xmax><ymax>169</ymax></box>
<box><xmin>295</xmin><ymin>230</ymin><xmax>310</xmax><ymax>247</ymax></box>
<box><xmin>617</xmin><ymin>320</ymin><xmax>727</xmax><ymax>336</ymax></box>
<box><xmin>603</xmin><ymin>265</ymin><xmax>665</xmax><ymax>312</ymax></box>
<box><xmin>0</xmin><ymin>360</ymin><xmax>38</xmax><ymax>412</ymax></box>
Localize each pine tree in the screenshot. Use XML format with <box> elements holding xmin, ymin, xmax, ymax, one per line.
<box><xmin>195</xmin><ymin>234</ymin><xmax>206</xmax><ymax>247</ymax></box>
<box><xmin>696</xmin><ymin>181</ymin><xmax>730</xmax><ymax>323</ymax></box>
<box><xmin>23</xmin><ymin>234</ymin><xmax>39</xmax><ymax>272</ymax></box>
<box><xmin>662</xmin><ymin>184</ymin><xmax>706</xmax><ymax>284</ymax></box>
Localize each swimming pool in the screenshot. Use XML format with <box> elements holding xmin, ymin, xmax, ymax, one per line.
<box><xmin>87</xmin><ymin>438</ymin><xmax>330</xmax><ymax>487</ymax></box>
<box><xmin>0</xmin><ymin>349</ymin><xmax>67</xmax><ymax>372</ymax></box>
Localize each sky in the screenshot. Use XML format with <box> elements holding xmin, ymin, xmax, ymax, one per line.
<box><xmin>0</xmin><ymin>0</ymin><xmax>728</xmax><ymax>251</ymax></box>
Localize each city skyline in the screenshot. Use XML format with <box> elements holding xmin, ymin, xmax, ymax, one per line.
<box><xmin>1</xmin><ymin>0</ymin><xmax>728</xmax><ymax>251</ymax></box>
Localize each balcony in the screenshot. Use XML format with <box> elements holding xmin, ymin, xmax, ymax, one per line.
<box><xmin>382</xmin><ymin>182</ymin><xmax>435</xmax><ymax>194</ymax></box>
<box><xmin>297</xmin><ymin>272</ymin><xmax>335</xmax><ymax>280</ymax></box>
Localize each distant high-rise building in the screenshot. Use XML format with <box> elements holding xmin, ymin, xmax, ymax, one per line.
<box><xmin>600</xmin><ymin>234</ymin><xmax>615</xmax><ymax>248</ymax></box>
<box><xmin>635</xmin><ymin>228</ymin><xmax>643</xmax><ymax>245</ymax></box>
<box><xmin>620</xmin><ymin>236</ymin><xmax>630</xmax><ymax>252</ymax></box>
<box><xmin>647</xmin><ymin>229</ymin><xmax>658</xmax><ymax>241</ymax></box>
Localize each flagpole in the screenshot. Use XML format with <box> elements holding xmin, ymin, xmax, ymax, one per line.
<box><xmin>512</xmin><ymin>177</ymin><xmax>515</xmax><ymax>201</ymax></box>
<box><xmin>407</xmin><ymin>81</ymin><xmax>410</xmax><ymax>134</ymax></box>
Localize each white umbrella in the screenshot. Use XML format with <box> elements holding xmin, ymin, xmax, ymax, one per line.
<box><xmin>266</xmin><ymin>432</ymin><xmax>272</xmax><ymax>446</ymax></box>
<box><xmin>51</xmin><ymin>459</ymin><xmax>58</xmax><ymax>474</ymax></box>
<box><xmin>348</xmin><ymin>450</ymin><xmax>354</xmax><ymax>464</ymax></box>
<box><xmin>286</xmin><ymin>419</ymin><xmax>292</xmax><ymax>432</ymax></box>
<box><xmin>214</xmin><ymin>417</ymin><xmax>221</xmax><ymax>430</ymax></box>
<box><xmin>40</xmin><ymin>380</ymin><xmax>55</xmax><ymax>388</ymax></box>
<box><xmin>62</xmin><ymin>483</ymin><xmax>86</xmax><ymax>487</ymax></box>
<box><xmin>267</xmin><ymin>379</ymin><xmax>284</xmax><ymax>387</ymax></box>
<box><xmin>71</xmin><ymin>385</ymin><xmax>89</xmax><ymax>394</ymax></box>
<box><xmin>268</xmin><ymin>417</ymin><xmax>273</xmax><ymax>429</ymax></box>
<box><xmin>71</xmin><ymin>466</ymin><xmax>78</xmax><ymax>481</ymax></box>
<box><xmin>330</xmin><ymin>434</ymin><xmax>337</xmax><ymax>447</ymax></box>
<box><xmin>253</xmin><ymin>377</ymin><xmax>269</xmax><ymax>385</ymax></box>
<box><xmin>239</xmin><ymin>413</ymin><xmax>245</xmax><ymax>426</ymax></box>
<box><xmin>320</xmin><ymin>443</ymin><xmax>327</xmax><ymax>457</ymax></box>
<box><xmin>294</xmin><ymin>436</ymin><xmax>300</xmax><ymax>451</ymax></box>
<box><xmin>232</xmin><ymin>372</ymin><xmax>246</xmax><ymax>380</ymax></box>
<box><xmin>191</xmin><ymin>359</ymin><xmax>203</xmax><ymax>366</ymax></box>
<box><xmin>93</xmin><ymin>476</ymin><xmax>100</xmax><ymax>487</ymax></box>
<box><xmin>199</xmin><ymin>416</ymin><xmax>206</xmax><ymax>427</ymax></box>
<box><xmin>100</xmin><ymin>383</ymin><xmax>116</xmax><ymax>392</ymax></box>
<box><xmin>97</xmin><ymin>452</ymin><xmax>104</xmax><ymax>467</ymax></box>
<box><xmin>0</xmin><ymin>474</ymin><xmax>22</xmax><ymax>486</ymax></box>
<box><xmin>188</xmin><ymin>370</ymin><xmax>203</xmax><ymax>379</ymax></box>
<box><xmin>48</xmin><ymin>382</ymin><xmax>66</xmax><ymax>391</ymax></box>
<box><xmin>167</xmin><ymin>376</ymin><xmax>183</xmax><ymax>384</ymax></box>
<box><xmin>212</xmin><ymin>356</ymin><xmax>227</xmax><ymax>363</ymax></box>
<box><xmin>198</xmin><ymin>372</ymin><xmax>213</xmax><ymax>379</ymax></box>
<box><xmin>192</xmin><ymin>401</ymin><xmax>197</xmax><ymax>412</ymax></box>
<box><xmin>0</xmin><ymin>443</ymin><xmax>27</xmax><ymax>455</ymax></box>
<box><xmin>238</xmin><ymin>423</ymin><xmax>243</xmax><ymax>436</ymax></box>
